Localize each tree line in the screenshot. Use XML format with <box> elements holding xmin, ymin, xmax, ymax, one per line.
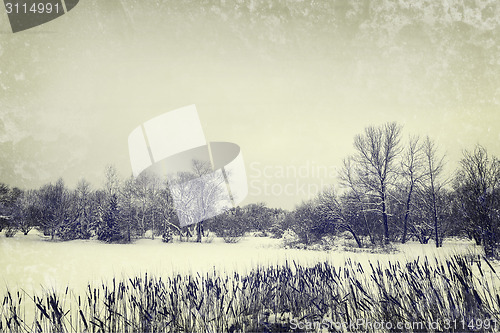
<box><xmin>0</xmin><ymin>165</ymin><xmax>285</xmax><ymax>243</ymax></box>
<box><xmin>281</xmin><ymin>122</ymin><xmax>500</xmax><ymax>256</ymax></box>
<box><xmin>1</xmin><ymin>122</ymin><xmax>499</xmax><ymax>255</ymax></box>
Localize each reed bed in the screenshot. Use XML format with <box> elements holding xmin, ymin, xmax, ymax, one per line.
<box><xmin>1</xmin><ymin>254</ymin><xmax>500</xmax><ymax>332</ymax></box>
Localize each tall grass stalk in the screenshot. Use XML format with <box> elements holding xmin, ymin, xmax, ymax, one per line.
<box><xmin>1</xmin><ymin>254</ymin><xmax>499</xmax><ymax>332</ymax></box>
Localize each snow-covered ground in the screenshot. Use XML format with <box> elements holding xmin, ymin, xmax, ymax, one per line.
<box><xmin>0</xmin><ymin>230</ymin><xmax>485</xmax><ymax>296</ymax></box>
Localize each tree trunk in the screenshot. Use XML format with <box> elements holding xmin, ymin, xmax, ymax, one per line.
<box><xmin>185</xmin><ymin>226</ymin><xmax>192</xmax><ymax>241</ymax></box>
<box><xmin>151</xmin><ymin>211</ymin><xmax>155</xmax><ymax>240</ymax></box>
<box><xmin>141</xmin><ymin>211</ymin><xmax>145</xmax><ymax>238</ymax></box>
<box><xmin>196</xmin><ymin>222</ymin><xmax>203</xmax><ymax>243</ymax></box>
<box><xmin>361</xmin><ymin>212</ymin><xmax>375</xmax><ymax>244</ymax></box>
<box><xmin>381</xmin><ymin>185</ymin><xmax>389</xmax><ymax>245</ymax></box>
<box><xmin>127</xmin><ymin>222</ymin><xmax>131</xmax><ymax>242</ymax></box>
<box><xmin>344</xmin><ymin>225</ymin><xmax>362</xmax><ymax>248</ymax></box>
<box><xmin>483</xmin><ymin>220</ymin><xmax>495</xmax><ymax>257</ymax></box>
<box><xmin>431</xmin><ymin>185</ymin><xmax>440</xmax><ymax>248</ymax></box>
<box><xmin>472</xmin><ymin>231</ymin><xmax>482</xmax><ymax>245</ymax></box>
<box><xmin>382</xmin><ymin>211</ymin><xmax>389</xmax><ymax>244</ymax></box>
<box><xmin>402</xmin><ymin>184</ymin><xmax>414</xmax><ymax>244</ymax></box>
<box><xmin>402</xmin><ymin>210</ymin><xmax>409</xmax><ymax>244</ymax></box>
<box><xmin>483</xmin><ymin>231</ymin><xmax>494</xmax><ymax>257</ymax></box>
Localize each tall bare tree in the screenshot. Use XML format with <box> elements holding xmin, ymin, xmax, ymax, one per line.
<box><xmin>156</xmin><ymin>183</ymin><xmax>180</xmax><ymax>241</ymax></box>
<box><xmin>120</xmin><ymin>176</ymin><xmax>137</xmax><ymax>242</ymax></box>
<box><xmin>422</xmin><ymin>136</ymin><xmax>447</xmax><ymax>247</ymax></box>
<box><xmin>349</xmin><ymin>122</ymin><xmax>402</xmax><ymax>244</ymax></box>
<box><xmin>147</xmin><ymin>174</ymin><xmax>162</xmax><ymax>240</ymax></box>
<box><xmin>134</xmin><ymin>172</ymin><xmax>152</xmax><ymax>237</ymax></box>
<box><xmin>168</xmin><ymin>160</ymin><xmax>229</xmax><ymax>243</ymax></box>
<box><xmin>399</xmin><ymin>135</ymin><xmax>425</xmax><ymax>243</ymax></box>
<box><xmin>103</xmin><ymin>165</ymin><xmax>120</xmax><ymax>198</ymax></box>
<box><xmin>339</xmin><ymin>157</ymin><xmax>376</xmax><ymax>244</ymax></box>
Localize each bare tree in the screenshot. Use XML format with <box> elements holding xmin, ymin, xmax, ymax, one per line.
<box><xmin>119</xmin><ymin>176</ymin><xmax>137</xmax><ymax>242</ymax></box>
<box><xmin>421</xmin><ymin>136</ymin><xmax>447</xmax><ymax>247</ymax></box>
<box><xmin>399</xmin><ymin>135</ymin><xmax>426</xmax><ymax>243</ymax></box>
<box><xmin>292</xmin><ymin>200</ymin><xmax>320</xmax><ymax>245</ymax></box>
<box><xmin>349</xmin><ymin>122</ymin><xmax>402</xmax><ymax>244</ymax></box>
<box><xmin>155</xmin><ymin>184</ymin><xmax>181</xmax><ymax>241</ymax></box>
<box><xmin>147</xmin><ymin>174</ymin><xmax>162</xmax><ymax>240</ymax></box>
<box><xmin>168</xmin><ymin>159</ymin><xmax>229</xmax><ymax>243</ymax></box>
<box><xmin>104</xmin><ymin>165</ymin><xmax>120</xmax><ymax>198</ymax></box>
<box><xmin>38</xmin><ymin>178</ymin><xmax>70</xmax><ymax>240</ymax></box>
<box><xmin>339</xmin><ymin>157</ymin><xmax>376</xmax><ymax>244</ymax></box>
<box><xmin>59</xmin><ymin>179</ymin><xmax>93</xmax><ymax>240</ymax></box>
<box><xmin>134</xmin><ymin>172</ymin><xmax>152</xmax><ymax>238</ymax></box>
<box><xmin>455</xmin><ymin>145</ymin><xmax>500</xmax><ymax>256</ymax></box>
<box><xmin>316</xmin><ymin>187</ymin><xmax>363</xmax><ymax>248</ymax></box>
<box><xmin>16</xmin><ymin>189</ymin><xmax>39</xmax><ymax>235</ymax></box>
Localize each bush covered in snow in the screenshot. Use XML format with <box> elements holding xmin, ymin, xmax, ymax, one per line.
<box><xmin>281</xmin><ymin>228</ymin><xmax>301</xmax><ymax>248</ymax></box>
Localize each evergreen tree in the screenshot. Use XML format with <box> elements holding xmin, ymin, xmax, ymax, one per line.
<box><xmin>98</xmin><ymin>194</ymin><xmax>123</xmax><ymax>242</ymax></box>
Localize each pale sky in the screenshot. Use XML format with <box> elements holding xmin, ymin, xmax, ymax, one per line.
<box><xmin>1</xmin><ymin>1</ymin><xmax>499</xmax><ymax>209</ymax></box>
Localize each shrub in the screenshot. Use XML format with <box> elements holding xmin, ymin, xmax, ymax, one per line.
<box><xmin>223</xmin><ymin>233</ymin><xmax>243</xmax><ymax>243</ymax></box>
<box><xmin>4</xmin><ymin>227</ymin><xmax>16</xmax><ymax>237</ymax></box>
<box><xmin>211</xmin><ymin>207</ymin><xmax>247</xmax><ymax>243</ymax></box>
<box><xmin>203</xmin><ymin>229</ymin><xmax>215</xmax><ymax>243</ymax></box>
<box><xmin>220</xmin><ymin>224</ymin><xmax>245</xmax><ymax>243</ymax></box>
<box><xmin>281</xmin><ymin>228</ymin><xmax>300</xmax><ymax>248</ymax></box>
<box><xmin>162</xmin><ymin>229</ymin><xmax>173</xmax><ymax>243</ymax></box>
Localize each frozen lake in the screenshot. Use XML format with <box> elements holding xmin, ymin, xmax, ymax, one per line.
<box><xmin>0</xmin><ymin>230</ymin><xmax>483</xmax><ymax>295</ymax></box>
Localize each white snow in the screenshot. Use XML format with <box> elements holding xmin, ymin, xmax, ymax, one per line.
<box><xmin>0</xmin><ymin>230</ymin><xmax>485</xmax><ymax>296</ymax></box>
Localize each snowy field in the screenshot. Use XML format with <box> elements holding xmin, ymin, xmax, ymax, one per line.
<box><xmin>2</xmin><ymin>231</ymin><xmax>500</xmax><ymax>332</ymax></box>
<box><xmin>0</xmin><ymin>230</ymin><xmax>485</xmax><ymax>295</ymax></box>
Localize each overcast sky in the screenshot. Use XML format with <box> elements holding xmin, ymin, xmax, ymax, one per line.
<box><xmin>1</xmin><ymin>0</ymin><xmax>499</xmax><ymax>208</ymax></box>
